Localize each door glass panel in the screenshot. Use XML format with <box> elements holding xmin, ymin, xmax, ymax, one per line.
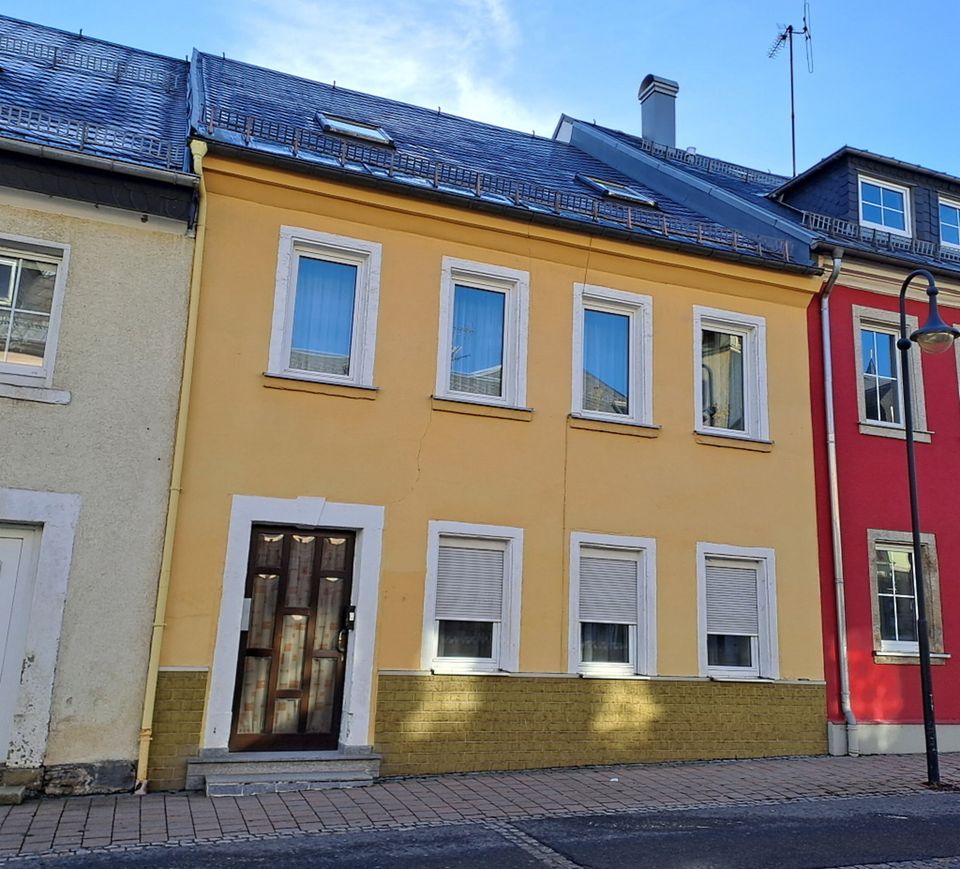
<box><xmin>286</xmin><ymin>535</ymin><xmax>316</xmax><ymax>607</ymax></box>
<box><xmin>248</xmin><ymin>574</ymin><xmax>279</xmax><ymax>648</ymax></box>
<box><xmin>273</xmin><ymin>698</ymin><xmax>300</xmax><ymax>733</ymax></box>
<box><xmin>315</xmin><ymin>576</ymin><xmax>346</xmax><ymax>649</ymax></box>
<box><xmin>236</xmin><ymin>656</ymin><xmax>271</xmax><ymax>734</ymax></box>
<box><xmin>277</xmin><ymin>614</ymin><xmax>307</xmax><ymax>689</ymax></box>
<box><xmin>307</xmin><ymin>657</ymin><xmax>337</xmax><ymax>733</ymax></box>
<box><xmin>256</xmin><ymin>533</ymin><xmax>284</xmax><ymax>568</ymax></box>
<box><xmin>320</xmin><ymin>537</ymin><xmax>348</xmax><ymax>571</ymax></box>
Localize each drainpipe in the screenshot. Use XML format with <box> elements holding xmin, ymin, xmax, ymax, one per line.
<box><xmin>135</xmin><ymin>139</ymin><xmax>209</xmax><ymax>793</ymax></box>
<box><xmin>819</xmin><ymin>246</ymin><xmax>859</xmax><ymax>756</ymax></box>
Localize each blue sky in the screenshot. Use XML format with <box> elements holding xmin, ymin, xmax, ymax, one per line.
<box><xmin>14</xmin><ymin>1</ymin><xmax>960</xmax><ymax>177</ymax></box>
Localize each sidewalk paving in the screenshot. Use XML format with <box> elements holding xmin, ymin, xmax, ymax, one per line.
<box><xmin>0</xmin><ymin>753</ymin><xmax>957</xmax><ymax>863</ymax></box>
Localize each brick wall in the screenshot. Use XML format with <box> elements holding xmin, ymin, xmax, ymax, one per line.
<box><xmin>147</xmin><ymin>670</ymin><xmax>207</xmax><ymax>791</ymax></box>
<box><xmin>375</xmin><ymin>675</ymin><xmax>826</xmax><ymax>775</ymax></box>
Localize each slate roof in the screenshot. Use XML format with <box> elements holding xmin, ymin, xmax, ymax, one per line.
<box><xmin>191</xmin><ymin>52</ymin><xmax>801</xmax><ymax>267</ymax></box>
<box><xmin>590</xmin><ymin>122</ymin><xmax>960</xmax><ymax>276</ymax></box>
<box><xmin>0</xmin><ymin>15</ymin><xmax>189</xmax><ymax>171</ymax></box>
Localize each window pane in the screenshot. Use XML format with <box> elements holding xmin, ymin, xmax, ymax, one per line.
<box><xmin>862</xmin><ymin>203</ymin><xmax>883</xmax><ymax>224</ymax></box>
<box><xmin>881</xmin><ymin>187</ymin><xmax>904</xmax><ymax>211</ymax></box>
<box><xmin>879</xmin><ymin>595</ymin><xmax>897</xmax><ymax>641</ymax></box>
<box><xmin>450</xmin><ymin>284</ymin><xmax>505</xmax><ymax>397</ymax></box>
<box><xmin>5</xmin><ymin>310</ymin><xmax>48</xmax><ymax>367</ymax></box>
<box><xmin>861</xmin><ymin>183</ymin><xmax>882</xmax><ymax>206</ymax></box>
<box><xmin>581</xmin><ymin>622</ymin><xmax>629</xmax><ymax>663</ymax></box>
<box><xmin>861</xmin><ymin>329</ymin><xmax>900</xmax><ymax>424</ymax></box>
<box><xmin>872</xmin><ymin>331</ymin><xmax>896</xmax><ymax>378</ymax></box>
<box><xmin>583</xmin><ymin>309</ymin><xmax>630</xmax><ymax>415</ymax></box>
<box><xmin>701</xmin><ymin>329</ymin><xmax>745</xmax><ymax>431</ymax></box>
<box><xmin>0</xmin><ymin>260</ymin><xmax>14</xmax><ymax>306</ymax></box>
<box><xmin>942</xmin><ymin>224</ymin><xmax>960</xmax><ymax>247</ymax></box>
<box><xmin>16</xmin><ymin>260</ymin><xmax>56</xmax><ymax>314</ymax></box>
<box><xmin>707</xmin><ymin>634</ymin><xmax>753</xmax><ymax>668</ymax></box>
<box><xmin>896</xmin><ymin>597</ymin><xmax>918</xmax><ymax>642</ymax></box>
<box><xmin>437</xmin><ymin>620</ymin><xmax>493</xmax><ymax>658</ymax></box>
<box><xmin>940</xmin><ymin>204</ymin><xmax>960</xmax><ymax>246</ymax></box>
<box><xmin>289</xmin><ymin>257</ymin><xmax>357</xmax><ymax>376</ymax></box>
<box><xmin>884</xmin><ymin>209</ymin><xmax>906</xmax><ymax>231</ymax></box>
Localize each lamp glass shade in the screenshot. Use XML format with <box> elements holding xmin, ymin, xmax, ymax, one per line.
<box><xmin>914</xmin><ymin>329</ymin><xmax>957</xmax><ymax>354</ymax></box>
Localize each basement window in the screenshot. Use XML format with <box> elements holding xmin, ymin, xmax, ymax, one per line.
<box><xmin>316</xmin><ymin>112</ymin><xmax>393</xmax><ymax>146</ymax></box>
<box><xmin>577</xmin><ymin>175</ymin><xmax>657</xmax><ymax>207</ymax></box>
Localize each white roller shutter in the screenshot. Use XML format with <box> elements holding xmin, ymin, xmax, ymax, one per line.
<box><xmin>436</xmin><ymin>543</ymin><xmax>504</xmax><ymax>621</ymax></box>
<box><xmin>705</xmin><ymin>560</ymin><xmax>759</xmax><ymax>635</ymax></box>
<box><xmin>579</xmin><ymin>549</ymin><xmax>638</xmax><ymax>624</ymax></box>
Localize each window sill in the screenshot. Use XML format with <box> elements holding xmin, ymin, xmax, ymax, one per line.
<box><xmin>859</xmin><ymin>422</ymin><xmax>932</xmax><ymax>443</ymax></box>
<box><xmin>874</xmin><ymin>651</ymin><xmax>950</xmax><ymax>666</ymax></box>
<box><xmin>430</xmin><ymin>666</ymin><xmax>504</xmax><ymax>676</ymax></box>
<box><xmin>431</xmin><ymin>396</ymin><xmax>533</xmax><ymax>421</ymax></box>
<box><xmin>578</xmin><ymin>671</ymin><xmax>648</xmax><ymax>680</ymax></box>
<box><xmin>694</xmin><ymin>430</ymin><xmax>773</xmax><ymax>452</ymax></box>
<box><xmin>262</xmin><ymin>372</ymin><xmax>378</xmax><ymax>400</ymax></box>
<box><xmin>568</xmin><ymin>414</ymin><xmax>660</xmax><ymax>438</ymax></box>
<box><xmin>0</xmin><ymin>381</ymin><xmax>71</xmax><ymax>405</ymax></box>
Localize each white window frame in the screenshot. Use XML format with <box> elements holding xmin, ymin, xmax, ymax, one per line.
<box><xmin>435</xmin><ymin>257</ymin><xmax>529</xmax><ymax>408</ymax></box>
<box><xmin>421</xmin><ymin>520</ymin><xmax>523</xmax><ymax>674</ymax></box>
<box><xmin>693</xmin><ymin>306</ymin><xmax>768</xmax><ymax>441</ymax></box>
<box><xmin>697</xmin><ymin>542</ymin><xmax>778</xmax><ymax>680</ymax></box>
<box><xmin>867</xmin><ymin>529</ymin><xmax>943</xmax><ymax>658</ymax></box>
<box><xmin>938</xmin><ymin>196</ymin><xmax>960</xmax><ymax>249</ymax></box>
<box><xmin>858</xmin><ymin>175</ymin><xmax>912</xmax><ymax>238</ymax></box>
<box><xmin>267</xmin><ymin>226</ymin><xmax>382</xmax><ymax>388</ymax></box>
<box><xmin>567</xmin><ymin>532</ymin><xmax>657</xmax><ymax>678</ymax></box>
<box><xmin>572</xmin><ymin>284</ymin><xmax>653</xmax><ymax>426</ymax></box>
<box><xmin>852</xmin><ymin>306</ymin><xmax>928</xmax><ymax>438</ymax></box>
<box><xmin>0</xmin><ymin>234</ymin><xmax>70</xmax><ymax>389</ymax></box>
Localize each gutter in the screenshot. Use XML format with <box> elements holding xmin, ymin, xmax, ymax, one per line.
<box><xmin>199</xmin><ymin>138</ymin><xmax>820</xmax><ymax>277</ymax></box>
<box><xmin>819</xmin><ymin>246</ymin><xmax>859</xmax><ymax>756</ymax></box>
<box><xmin>135</xmin><ymin>139</ymin><xmax>208</xmax><ymax>794</ymax></box>
<box><xmin>0</xmin><ymin>135</ymin><xmax>198</xmax><ymax>188</ymax></box>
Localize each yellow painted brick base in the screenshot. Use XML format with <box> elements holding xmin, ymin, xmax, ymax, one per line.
<box><xmin>147</xmin><ymin>670</ymin><xmax>207</xmax><ymax>791</ymax></box>
<box><xmin>375</xmin><ymin>675</ymin><xmax>827</xmax><ymax>775</ymax></box>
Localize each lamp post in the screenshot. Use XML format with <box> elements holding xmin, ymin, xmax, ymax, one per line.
<box><xmin>897</xmin><ymin>268</ymin><xmax>960</xmax><ymax>787</ymax></box>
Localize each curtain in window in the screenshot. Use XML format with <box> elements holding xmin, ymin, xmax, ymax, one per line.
<box><xmin>583</xmin><ymin>309</ymin><xmax>629</xmax><ymax>414</ymax></box>
<box><xmin>701</xmin><ymin>330</ymin><xmax>744</xmax><ymax>430</ymax></box>
<box><xmin>290</xmin><ymin>256</ymin><xmax>357</xmax><ymax>376</ymax></box>
<box><xmin>450</xmin><ymin>284</ymin><xmax>505</xmax><ymax>397</ymax></box>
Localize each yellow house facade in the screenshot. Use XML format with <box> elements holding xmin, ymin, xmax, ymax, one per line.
<box><xmin>146</xmin><ymin>55</ymin><xmax>827</xmax><ymax>792</ymax></box>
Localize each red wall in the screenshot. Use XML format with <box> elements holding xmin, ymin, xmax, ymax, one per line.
<box><xmin>811</xmin><ymin>283</ymin><xmax>960</xmax><ymax>725</ymax></box>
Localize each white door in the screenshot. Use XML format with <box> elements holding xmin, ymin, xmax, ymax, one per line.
<box><xmin>0</xmin><ymin>526</ymin><xmax>39</xmax><ymax>763</ymax></box>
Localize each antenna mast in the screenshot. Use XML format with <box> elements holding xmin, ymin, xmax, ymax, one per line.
<box><xmin>768</xmin><ymin>1</ymin><xmax>814</xmax><ymax>176</ymax></box>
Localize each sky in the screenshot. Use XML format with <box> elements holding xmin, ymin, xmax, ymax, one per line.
<box><xmin>12</xmin><ymin>1</ymin><xmax>960</xmax><ymax>178</ymax></box>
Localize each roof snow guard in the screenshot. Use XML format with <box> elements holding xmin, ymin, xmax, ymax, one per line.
<box><xmin>199</xmin><ymin>103</ymin><xmax>797</xmax><ymax>264</ymax></box>
<box><xmin>803</xmin><ymin>211</ymin><xmax>960</xmax><ymax>265</ymax></box>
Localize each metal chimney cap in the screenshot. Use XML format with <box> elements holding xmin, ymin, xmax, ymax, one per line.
<box><xmin>638</xmin><ymin>74</ymin><xmax>679</xmax><ymax>102</ymax></box>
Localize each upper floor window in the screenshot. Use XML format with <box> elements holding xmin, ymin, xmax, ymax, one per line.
<box><xmin>0</xmin><ymin>236</ymin><xmax>69</xmax><ymax>389</ymax></box>
<box><xmin>694</xmin><ymin>307</ymin><xmax>768</xmax><ymax>441</ymax></box>
<box><xmin>267</xmin><ymin>227</ymin><xmax>381</xmax><ymax>387</ymax></box>
<box><xmin>852</xmin><ymin>306</ymin><xmax>928</xmax><ymax>440</ymax></box>
<box><xmin>435</xmin><ymin>258</ymin><xmax>529</xmax><ymax>408</ymax></box>
<box><xmin>697</xmin><ymin>543</ymin><xmax>778</xmax><ymax>680</ymax></box>
<box><xmin>572</xmin><ymin>284</ymin><xmax>653</xmax><ymax>425</ymax></box>
<box><xmin>421</xmin><ymin>521</ymin><xmax>523</xmax><ymax>674</ymax></box>
<box><xmin>938</xmin><ymin>198</ymin><xmax>960</xmax><ymax>248</ymax></box>
<box><xmin>568</xmin><ymin>532</ymin><xmax>657</xmax><ymax>677</ymax></box>
<box><xmin>859</xmin><ymin>176</ymin><xmax>911</xmax><ymax>237</ymax></box>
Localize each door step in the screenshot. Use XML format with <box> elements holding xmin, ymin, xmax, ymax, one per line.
<box><xmin>186</xmin><ymin>751</ymin><xmax>381</xmax><ymax>796</ymax></box>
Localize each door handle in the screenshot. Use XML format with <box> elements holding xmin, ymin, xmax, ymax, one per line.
<box><xmin>337</xmin><ymin>629</ymin><xmax>348</xmax><ymax>653</ymax></box>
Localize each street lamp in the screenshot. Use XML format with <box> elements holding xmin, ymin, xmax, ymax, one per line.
<box><xmin>897</xmin><ymin>268</ymin><xmax>960</xmax><ymax>787</ymax></box>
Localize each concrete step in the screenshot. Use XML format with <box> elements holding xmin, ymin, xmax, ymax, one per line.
<box><xmin>0</xmin><ymin>786</ymin><xmax>25</xmax><ymax>806</ymax></box>
<box><xmin>205</xmin><ymin>769</ymin><xmax>376</xmax><ymax>797</ymax></box>
<box><xmin>186</xmin><ymin>751</ymin><xmax>381</xmax><ymax>795</ymax></box>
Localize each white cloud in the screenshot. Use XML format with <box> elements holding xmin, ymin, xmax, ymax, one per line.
<box><xmin>227</xmin><ymin>0</ymin><xmax>554</xmax><ymax>134</ymax></box>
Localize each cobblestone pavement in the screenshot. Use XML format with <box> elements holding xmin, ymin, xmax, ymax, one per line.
<box><xmin>0</xmin><ymin>753</ymin><xmax>957</xmax><ymax>863</ymax></box>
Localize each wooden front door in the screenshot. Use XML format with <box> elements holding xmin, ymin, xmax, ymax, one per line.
<box><xmin>229</xmin><ymin>526</ymin><xmax>355</xmax><ymax>751</ymax></box>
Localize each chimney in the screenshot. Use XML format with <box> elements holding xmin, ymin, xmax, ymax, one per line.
<box><xmin>638</xmin><ymin>74</ymin><xmax>679</xmax><ymax>148</ymax></box>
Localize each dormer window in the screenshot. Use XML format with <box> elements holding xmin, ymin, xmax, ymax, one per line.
<box><xmin>577</xmin><ymin>175</ymin><xmax>657</xmax><ymax>207</ymax></box>
<box><xmin>938</xmin><ymin>198</ymin><xmax>960</xmax><ymax>248</ymax></box>
<box><xmin>316</xmin><ymin>112</ymin><xmax>393</xmax><ymax>146</ymax></box>
<box><xmin>859</xmin><ymin>176</ymin><xmax>911</xmax><ymax>237</ymax></box>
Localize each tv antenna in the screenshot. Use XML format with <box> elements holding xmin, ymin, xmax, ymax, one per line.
<box><xmin>768</xmin><ymin>1</ymin><xmax>813</xmax><ymax>176</ymax></box>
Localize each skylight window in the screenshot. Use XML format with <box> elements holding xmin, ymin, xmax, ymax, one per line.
<box><xmin>316</xmin><ymin>112</ymin><xmax>393</xmax><ymax>146</ymax></box>
<box><xmin>577</xmin><ymin>175</ymin><xmax>657</xmax><ymax>207</ymax></box>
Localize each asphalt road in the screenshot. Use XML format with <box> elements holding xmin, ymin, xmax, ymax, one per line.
<box><xmin>11</xmin><ymin>791</ymin><xmax>960</xmax><ymax>868</ymax></box>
